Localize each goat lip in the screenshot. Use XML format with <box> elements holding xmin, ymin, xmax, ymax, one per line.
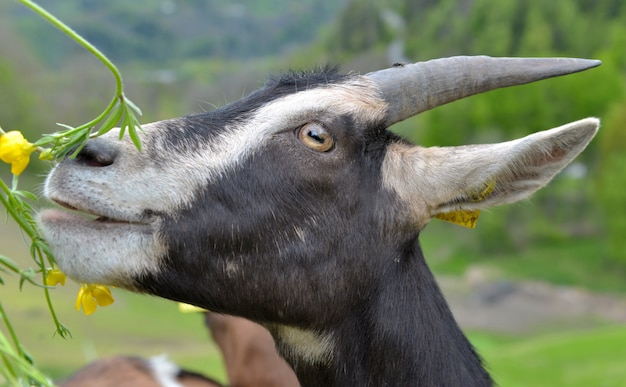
<box><xmin>52</xmin><ymin>199</ymin><xmax>80</xmax><ymax>212</ymax></box>
<box><xmin>51</xmin><ymin>198</ymin><xmax>98</xmax><ymax>218</ymax></box>
<box><xmin>94</xmin><ymin>216</ymin><xmax>136</xmax><ymax>225</ymax></box>
<box><xmin>39</xmin><ymin>208</ymin><xmax>151</xmax><ymax>231</ymax></box>
<box><xmin>47</xmin><ymin>199</ymin><xmax>146</xmax><ymax>226</ymax></box>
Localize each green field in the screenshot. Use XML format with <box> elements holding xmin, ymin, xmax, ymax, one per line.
<box><xmin>471</xmin><ymin>327</ymin><xmax>626</xmax><ymax>387</ymax></box>
<box><xmin>1</xmin><ymin>271</ymin><xmax>227</xmax><ymax>383</ymax></box>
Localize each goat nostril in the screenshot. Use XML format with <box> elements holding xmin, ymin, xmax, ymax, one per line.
<box><xmin>74</xmin><ymin>141</ymin><xmax>118</xmax><ymax>167</ymax></box>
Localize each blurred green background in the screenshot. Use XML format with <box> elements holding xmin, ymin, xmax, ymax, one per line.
<box><xmin>1</xmin><ymin>0</ymin><xmax>626</xmax><ymax>385</ymax></box>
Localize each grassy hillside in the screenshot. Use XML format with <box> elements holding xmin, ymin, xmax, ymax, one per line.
<box><xmin>5</xmin><ymin>0</ymin><xmax>345</xmax><ymax>66</ymax></box>
<box><xmin>471</xmin><ymin>326</ymin><xmax>626</xmax><ymax>387</ymax></box>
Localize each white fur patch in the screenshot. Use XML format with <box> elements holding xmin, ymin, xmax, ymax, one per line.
<box><xmin>275</xmin><ymin>325</ymin><xmax>334</xmax><ymax>366</ymax></box>
<box><xmin>37</xmin><ymin>210</ymin><xmax>163</xmax><ymax>289</ymax></box>
<box><xmin>148</xmin><ymin>355</ymin><xmax>184</xmax><ymax>387</ymax></box>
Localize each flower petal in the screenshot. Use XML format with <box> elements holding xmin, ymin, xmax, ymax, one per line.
<box><xmin>0</xmin><ymin>131</ymin><xmax>35</xmax><ymax>175</ymax></box>
<box><xmin>81</xmin><ymin>293</ymin><xmax>98</xmax><ymax>316</ymax></box>
<box><xmin>45</xmin><ymin>269</ymin><xmax>66</xmax><ymax>286</ymax></box>
<box><xmin>178</xmin><ymin>303</ymin><xmax>207</xmax><ymax>313</ymax></box>
<box><xmin>92</xmin><ymin>285</ymin><xmax>115</xmax><ymax>307</ymax></box>
<box><xmin>75</xmin><ymin>285</ymin><xmax>86</xmax><ymax>311</ymax></box>
<box><xmin>10</xmin><ymin>157</ymin><xmax>30</xmax><ymax>175</ymax></box>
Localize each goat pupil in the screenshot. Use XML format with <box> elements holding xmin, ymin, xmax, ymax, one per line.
<box><xmin>308</xmin><ymin>129</ymin><xmax>325</xmax><ymax>144</ymax></box>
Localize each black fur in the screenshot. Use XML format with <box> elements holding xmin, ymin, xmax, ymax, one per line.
<box><xmin>125</xmin><ymin>69</ymin><xmax>492</xmax><ymax>386</ymax></box>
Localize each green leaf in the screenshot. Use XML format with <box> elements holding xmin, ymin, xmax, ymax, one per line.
<box><xmin>33</xmin><ymin>134</ymin><xmax>57</xmax><ymax>147</ymax></box>
<box><xmin>124</xmin><ymin>96</ymin><xmax>143</xmax><ymax>116</ymax></box>
<box><xmin>97</xmin><ymin>101</ymin><xmax>123</xmax><ymax>136</ymax></box>
<box><xmin>18</xmin><ymin>269</ymin><xmax>39</xmax><ymax>290</ymax></box>
<box><xmin>128</xmin><ymin>122</ymin><xmax>142</xmax><ymax>152</ymax></box>
<box><xmin>55</xmin><ymin>122</ymin><xmax>76</xmax><ymax>131</ymax></box>
<box><xmin>18</xmin><ymin>345</ymin><xmax>34</xmax><ymax>365</ymax></box>
<box><xmin>118</xmin><ymin>116</ymin><xmax>128</xmax><ymax>140</ymax></box>
<box><xmin>0</xmin><ymin>255</ymin><xmax>21</xmax><ymax>274</ymax></box>
<box><xmin>11</xmin><ymin>190</ymin><xmax>39</xmax><ymax>202</ymax></box>
<box><xmin>68</xmin><ymin>132</ymin><xmax>91</xmax><ymax>159</ymax></box>
<box><xmin>54</xmin><ymin>322</ymin><xmax>72</xmax><ymax>339</ymax></box>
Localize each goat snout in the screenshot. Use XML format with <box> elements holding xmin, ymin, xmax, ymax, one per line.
<box><xmin>73</xmin><ymin>139</ymin><xmax>119</xmax><ymax>167</ymax></box>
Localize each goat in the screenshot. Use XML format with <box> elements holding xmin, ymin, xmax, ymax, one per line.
<box><xmin>205</xmin><ymin>313</ymin><xmax>300</xmax><ymax>387</ymax></box>
<box><xmin>39</xmin><ymin>56</ymin><xmax>600</xmax><ymax>386</ymax></box>
<box><xmin>57</xmin><ymin>355</ymin><xmax>222</xmax><ymax>387</ymax></box>
<box><xmin>57</xmin><ymin>313</ymin><xmax>298</xmax><ymax>387</ymax></box>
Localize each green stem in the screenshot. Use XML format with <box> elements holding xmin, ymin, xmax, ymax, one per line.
<box><xmin>0</xmin><ymin>301</ymin><xmax>25</xmax><ymax>361</ymax></box>
<box><xmin>0</xmin><ymin>180</ymin><xmax>36</xmax><ymax>237</ymax></box>
<box><xmin>17</xmin><ymin>0</ymin><xmax>123</xmax><ymax>94</ymax></box>
<box><xmin>44</xmin><ymin>286</ymin><xmax>63</xmax><ymax>334</ymax></box>
<box><xmin>17</xmin><ymin>0</ymin><xmax>142</xmax><ymax>158</ymax></box>
<box><xmin>33</xmin><ymin>97</ymin><xmax>118</xmax><ymax>147</ymax></box>
<box><xmin>19</xmin><ymin>0</ymin><xmax>132</xmax><ymax>153</ymax></box>
<box><xmin>0</xmin><ymin>181</ymin><xmax>67</xmax><ymax>337</ymax></box>
<box><xmin>0</xmin><ymin>353</ymin><xmax>18</xmax><ymax>384</ymax></box>
<box><xmin>37</xmin><ymin>246</ymin><xmax>69</xmax><ymax>338</ymax></box>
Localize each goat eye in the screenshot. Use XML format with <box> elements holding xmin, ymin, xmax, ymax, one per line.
<box><xmin>297</xmin><ymin>123</ymin><xmax>335</xmax><ymax>152</ymax></box>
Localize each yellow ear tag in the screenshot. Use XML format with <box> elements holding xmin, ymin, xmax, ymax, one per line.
<box><xmin>470</xmin><ymin>179</ymin><xmax>496</xmax><ymax>202</ymax></box>
<box><xmin>434</xmin><ymin>209</ymin><xmax>480</xmax><ymax>228</ymax></box>
<box><xmin>433</xmin><ymin>180</ymin><xmax>495</xmax><ymax>228</ymax></box>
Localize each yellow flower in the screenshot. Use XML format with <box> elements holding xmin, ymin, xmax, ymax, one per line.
<box><xmin>45</xmin><ymin>268</ymin><xmax>66</xmax><ymax>286</ymax></box>
<box><xmin>0</xmin><ymin>130</ymin><xmax>36</xmax><ymax>175</ymax></box>
<box><xmin>75</xmin><ymin>284</ymin><xmax>115</xmax><ymax>316</ymax></box>
<box><xmin>178</xmin><ymin>302</ymin><xmax>207</xmax><ymax>313</ymax></box>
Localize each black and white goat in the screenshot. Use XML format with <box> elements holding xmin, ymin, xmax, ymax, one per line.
<box><xmin>39</xmin><ymin>56</ymin><xmax>600</xmax><ymax>386</ymax></box>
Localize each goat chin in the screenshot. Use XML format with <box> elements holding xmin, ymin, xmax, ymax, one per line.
<box><xmin>37</xmin><ymin>206</ymin><xmax>161</xmax><ymax>290</ymax></box>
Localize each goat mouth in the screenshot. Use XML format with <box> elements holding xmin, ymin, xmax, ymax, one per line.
<box><xmin>45</xmin><ymin>198</ymin><xmax>149</xmax><ymax>227</ymax></box>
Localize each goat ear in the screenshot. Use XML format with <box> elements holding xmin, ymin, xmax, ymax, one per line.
<box><xmin>383</xmin><ymin>118</ymin><xmax>599</xmax><ymax>228</ymax></box>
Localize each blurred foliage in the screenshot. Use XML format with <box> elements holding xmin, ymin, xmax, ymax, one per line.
<box><xmin>4</xmin><ymin>0</ymin><xmax>345</xmax><ymax>66</ymax></box>
<box><xmin>0</xmin><ymin>20</ymin><xmax>46</xmax><ymax>142</ymax></box>
<box><xmin>596</xmin><ymin>99</ymin><xmax>626</xmax><ymax>265</ymax></box>
<box><xmin>327</xmin><ymin>0</ymin><xmax>392</xmax><ymax>57</ymax></box>
<box><xmin>388</xmin><ymin>0</ymin><xmax>626</xmax><ymax>148</ymax></box>
<box><xmin>386</xmin><ymin>0</ymin><xmax>626</xmax><ymax>262</ymax></box>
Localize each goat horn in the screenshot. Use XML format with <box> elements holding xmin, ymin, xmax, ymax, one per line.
<box><xmin>366</xmin><ymin>56</ymin><xmax>601</xmax><ymax>127</ymax></box>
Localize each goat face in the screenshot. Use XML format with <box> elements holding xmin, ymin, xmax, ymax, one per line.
<box><xmin>39</xmin><ymin>57</ymin><xmax>599</xmax><ymax>329</ymax></box>
<box><xmin>40</xmin><ymin>70</ymin><xmax>397</xmax><ymax>323</ymax></box>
